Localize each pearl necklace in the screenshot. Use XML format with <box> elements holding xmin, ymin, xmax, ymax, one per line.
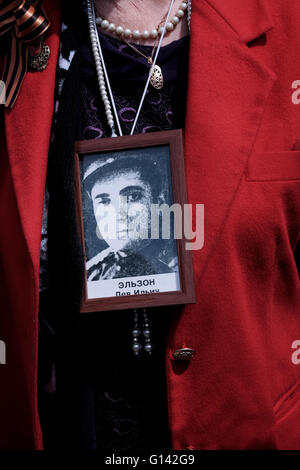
<box><xmin>87</xmin><ymin>0</ymin><xmax>177</xmax><ymax>137</ymax></box>
<box><xmin>95</xmin><ymin>1</ymin><xmax>188</xmax><ymax>41</ymax></box>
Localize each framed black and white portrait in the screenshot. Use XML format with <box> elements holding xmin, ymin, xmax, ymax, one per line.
<box><xmin>74</xmin><ymin>130</ymin><xmax>196</xmax><ymax>312</ymax></box>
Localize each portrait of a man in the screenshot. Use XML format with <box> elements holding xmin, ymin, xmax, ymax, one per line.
<box><xmin>80</xmin><ymin>146</ymin><xmax>180</xmax><ymax>297</ymax></box>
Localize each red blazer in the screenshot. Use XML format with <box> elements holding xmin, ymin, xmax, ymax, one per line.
<box><xmin>1</xmin><ymin>0</ymin><xmax>300</xmax><ymax>450</ymax></box>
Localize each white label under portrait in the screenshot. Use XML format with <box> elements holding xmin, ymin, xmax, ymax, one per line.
<box><xmin>87</xmin><ymin>272</ymin><xmax>181</xmax><ymax>299</ymax></box>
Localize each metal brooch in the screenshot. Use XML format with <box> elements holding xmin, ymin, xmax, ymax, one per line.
<box><xmin>29</xmin><ymin>35</ymin><xmax>50</xmax><ymax>71</ymax></box>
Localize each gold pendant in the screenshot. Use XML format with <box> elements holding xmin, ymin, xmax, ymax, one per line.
<box><xmin>150</xmin><ymin>65</ymin><xmax>164</xmax><ymax>90</ymax></box>
<box><xmin>29</xmin><ymin>36</ymin><xmax>50</xmax><ymax>71</ymax></box>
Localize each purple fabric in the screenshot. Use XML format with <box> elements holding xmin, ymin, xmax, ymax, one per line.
<box><xmin>78</xmin><ymin>31</ymin><xmax>189</xmax><ymax>139</ymax></box>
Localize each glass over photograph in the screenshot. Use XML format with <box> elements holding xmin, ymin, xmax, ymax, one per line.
<box><xmin>79</xmin><ymin>145</ymin><xmax>181</xmax><ymax>299</ymax></box>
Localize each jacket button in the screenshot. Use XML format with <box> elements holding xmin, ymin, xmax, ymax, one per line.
<box><xmin>172</xmin><ymin>348</ymin><xmax>195</xmax><ymax>360</ymax></box>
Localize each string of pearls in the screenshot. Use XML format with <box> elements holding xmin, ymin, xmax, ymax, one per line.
<box><xmin>95</xmin><ymin>1</ymin><xmax>188</xmax><ymax>41</ymax></box>
<box><xmin>87</xmin><ymin>0</ymin><xmax>179</xmax><ymax>137</ymax></box>
<box><xmin>187</xmin><ymin>0</ymin><xmax>192</xmax><ymax>32</ymax></box>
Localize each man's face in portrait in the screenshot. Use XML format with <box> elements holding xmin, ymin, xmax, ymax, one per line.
<box><xmin>90</xmin><ymin>168</ymin><xmax>155</xmax><ymax>252</ymax></box>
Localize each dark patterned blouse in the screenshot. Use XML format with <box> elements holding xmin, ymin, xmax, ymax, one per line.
<box><xmin>39</xmin><ymin>29</ymin><xmax>190</xmax><ymax>451</ymax></box>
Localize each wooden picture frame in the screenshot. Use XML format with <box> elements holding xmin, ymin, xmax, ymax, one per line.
<box><xmin>74</xmin><ymin>129</ymin><xmax>196</xmax><ymax>312</ymax></box>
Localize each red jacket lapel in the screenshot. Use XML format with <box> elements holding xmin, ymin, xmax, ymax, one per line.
<box><xmin>4</xmin><ymin>0</ymin><xmax>61</xmax><ymax>275</ymax></box>
<box><xmin>1</xmin><ymin>0</ymin><xmax>61</xmax><ymax>450</ymax></box>
<box><xmin>184</xmin><ymin>0</ymin><xmax>277</xmax><ymax>283</ymax></box>
<box><xmin>205</xmin><ymin>0</ymin><xmax>273</xmax><ymax>43</ymax></box>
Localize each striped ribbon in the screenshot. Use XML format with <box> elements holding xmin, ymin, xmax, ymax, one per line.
<box><xmin>0</xmin><ymin>0</ymin><xmax>50</xmax><ymax>108</ymax></box>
